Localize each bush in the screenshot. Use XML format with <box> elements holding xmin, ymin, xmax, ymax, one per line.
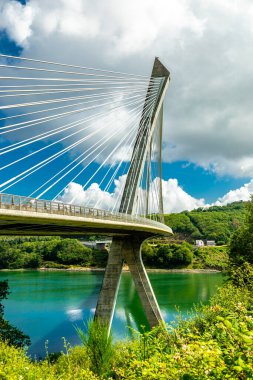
<box><xmin>76</xmin><ymin>319</ymin><xmax>113</xmax><ymax>377</ymax></box>
<box><xmin>229</xmin><ymin>262</ymin><xmax>253</xmax><ymax>290</ymax></box>
<box><xmin>43</xmin><ymin>261</ymin><xmax>69</xmax><ymax>269</ymax></box>
<box><xmin>55</xmin><ymin>239</ymin><xmax>92</xmax><ymax>265</ymax></box>
<box><xmin>0</xmin><ymin>340</ymin><xmax>99</xmax><ymax>379</ymax></box>
<box><xmin>90</xmin><ymin>249</ymin><xmax>108</xmax><ymax>267</ymax></box>
<box><xmin>113</xmin><ymin>283</ymin><xmax>253</xmax><ymax>379</ymax></box>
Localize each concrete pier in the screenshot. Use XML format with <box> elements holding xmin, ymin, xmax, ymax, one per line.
<box><xmin>95</xmin><ymin>236</ymin><xmax>163</xmax><ymax>329</ymax></box>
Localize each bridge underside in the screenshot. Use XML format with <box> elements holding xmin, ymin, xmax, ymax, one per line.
<box><xmin>0</xmin><ymin>219</ymin><xmax>130</xmax><ymax>236</ymax></box>
<box><xmin>0</xmin><ymin>210</ymin><xmax>171</xmax><ymax>237</ymax></box>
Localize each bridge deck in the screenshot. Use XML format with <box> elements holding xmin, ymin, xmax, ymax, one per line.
<box><xmin>0</xmin><ymin>193</ymin><xmax>172</xmax><ymax>237</ymax></box>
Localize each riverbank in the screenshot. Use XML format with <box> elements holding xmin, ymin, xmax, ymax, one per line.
<box><xmin>0</xmin><ymin>236</ymin><xmax>229</xmax><ymax>272</ymax></box>
<box><xmin>0</xmin><ymin>266</ymin><xmax>222</xmax><ymax>273</ymax></box>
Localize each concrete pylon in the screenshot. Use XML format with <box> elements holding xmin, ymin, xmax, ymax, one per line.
<box><xmin>94</xmin><ymin>235</ymin><xmax>163</xmax><ymax>329</ymax></box>
<box><xmin>94</xmin><ymin>58</ymin><xmax>170</xmax><ymax>329</ymax></box>
<box><xmin>119</xmin><ymin>57</ymin><xmax>170</xmax><ymax>215</ymax></box>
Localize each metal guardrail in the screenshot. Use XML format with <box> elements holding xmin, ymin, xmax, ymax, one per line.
<box><xmin>0</xmin><ymin>193</ymin><xmax>171</xmax><ymax>232</ymax></box>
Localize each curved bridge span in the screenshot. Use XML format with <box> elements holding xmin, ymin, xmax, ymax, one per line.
<box><xmin>0</xmin><ymin>193</ymin><xmax>172</xmax><ymax>237</ymax></box>
<box><xmin>0</xmin><ymin>57</ymin><xmax>172</xmax><ymax>332</ymax></box>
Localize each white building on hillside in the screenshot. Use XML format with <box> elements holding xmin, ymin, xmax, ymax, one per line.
<box><xmin>196</xmin><ymin>240</ymin><xmax>205</xmax><ymax>247</ymax></box>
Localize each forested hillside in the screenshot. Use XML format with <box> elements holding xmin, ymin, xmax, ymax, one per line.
<box><xmin>164</xmin><ymin>201</ymin><xmax>246</xmax><ymax>244</ymax></box>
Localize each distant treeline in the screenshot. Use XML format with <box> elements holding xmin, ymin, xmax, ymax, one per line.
<box><xmin>0</xmin><ymin>201</ymin><xmax>243</xmax><ymax>270</ymax></box>
<box><xmin>0</xmin><ymin>237</ymin><xmax>107</xmax><ymax>269</ymax></box>
<box><xmin>164</xmin><ymin>201</ymin><xmax>246</xmax><ymax>244</ymax></box>
<box><xmin>0</xmin><ymin>236</ymin><xmax>229</xmax><ymax>271</ymax></box>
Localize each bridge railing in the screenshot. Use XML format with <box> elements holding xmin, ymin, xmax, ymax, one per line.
<box><xmin>0</xmin><ymin>193</ymin><xmax>170</xmax><ymax>231</ymax></box>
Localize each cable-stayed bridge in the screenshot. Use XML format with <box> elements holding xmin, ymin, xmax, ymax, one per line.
<box><xmin>0</xmin><ymin>55</ymin><xmax>172</xmax><ymax>330</ymax></box>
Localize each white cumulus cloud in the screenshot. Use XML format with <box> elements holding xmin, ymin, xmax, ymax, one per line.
<box><xmin>162</xmin><ymin>178</ymin><xmax>205</xmax><ymax>212</ymax></box>
<box><xmin>0</xmin><ymin>0</ymin><xmax>34</xmax><ymax>46</ymax></box>
<box><xmin>213</xmin><ymin>179</ymin><xmax>253</xmax><ymax>206</ymax></box>
<box><xmin>59</xmin><ymin>177</ymin><xmax>205</xmax><ymax>214</ymax></box>
<box><xmin>59</xmin><ymin>176</ymin><xmax>253</xmax><ymax>213</ymax></box>
<box><xmin>1</xmin><ymin>0</ymin><xmax>253</xmax><ymax>181</ymax></box>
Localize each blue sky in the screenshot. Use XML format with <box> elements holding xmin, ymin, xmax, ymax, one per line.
<box><xmin>162</xmin><ymin>162</ymin><xmax>250</xmax><ymax>204</ymax></box>
<box><xmin>0</xmin><ymin>0</ymin><xmax>253</xmax><ymax>212</ymax></box>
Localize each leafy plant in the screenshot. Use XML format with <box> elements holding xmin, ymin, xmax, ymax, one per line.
<box><xmin>75</xmin><ymin>318</ymin><xmax>113</xmax><ymax>377</ymax></box>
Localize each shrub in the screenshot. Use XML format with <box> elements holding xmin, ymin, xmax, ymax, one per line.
<box><xmin>76</xmin><ymin>318</ymin><xmax>113</xmax><ymax>377</ymax></box>
<box><xmin>90</xmin><ymin>249</ymin><xmax>108</xmax><ymax>267</ymax></box>
<box><xmin>0</xmin><ymin>340</ymin><xmax>99</xmax><ymax>379</ymax></box>
<box><xmin>229</xmin><ymin>262</ymin><xmax>253</xmax><ymax>290</ymax></box>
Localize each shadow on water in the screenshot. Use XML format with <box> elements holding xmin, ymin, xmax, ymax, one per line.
<box><xmin>0</xmin><ymin>270</ymin><xmax>224</xmax><ymax>358</ymax></box>
<box><xmin>0</xmin><ymin>271</ymin><xmax>104</xmax><ymax>358</ymax></box>
<box><xmin>30</xmin><ymin>272</ymin><xmax>151</xmax><ymax>357</ymax></box>
<box><xmin>28</xmin><ymin>271</ymin><xmax>103</xmax><ymax>358</ymax></box>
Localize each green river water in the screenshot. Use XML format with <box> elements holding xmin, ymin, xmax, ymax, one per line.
<box><xmin>0</xmin><ymin>270</ymin><xmax>224</xmax><ymax>357</ymax></box>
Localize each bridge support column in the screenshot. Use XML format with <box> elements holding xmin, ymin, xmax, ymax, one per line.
<box><xmin>123</xmin><ymin>237</ymin><xmax>164</xmax><ymax>328</ymax></box>
<box><xmin>94</xmin><ymin>237</ymin><xmax>124</xmax><ymax>329</ymax></box>
<box><xmin>95</xmin><ymin>236</ymin><xmax>164</xmax><ymax>330</ymax></box>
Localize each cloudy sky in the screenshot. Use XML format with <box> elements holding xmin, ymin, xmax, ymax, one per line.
<box><xmin>0</xmin><ymin>0</ymin><xmax>253</xmax><ymax>213</ymax></box>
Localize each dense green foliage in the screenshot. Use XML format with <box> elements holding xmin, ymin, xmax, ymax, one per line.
<box><xmin>0</xmin><ymin>280</ymin><xmax>30</xmax><ymax>347</ymax></box>
<box><xmin>0</xmin><ymin>340</ymin><xmax>98</xmax><ymax>379</ymax></box>
<box><xmin>229</xmin><ymin>197</ymin><xmax>253</xmax><ymax>265</ymax></box>
<box><xmin>193</xmin><ymin>246</ymin><xmax>229</xmax><ymax>270</ymax></box>
<box><xmin>0</xmin><ymin>237</ymin><xmax>97</xmax><ymax>269</ymax></box>
<box><xmin>164</xmin><ymin>201</ymin><xmax>246</xmax><ymax>244</ymax></box>
<box><xmin>1</xmin><ymin>274</ymin><xmax>253</xmax><ymax>378</ymax></box>
<box><xmin>142</xmin><ymin>242</ymin><xmax>194</xmax><ymax>268</ymax></box>
<box><xmin>142</xmin><ymin>241</ymin><xmax>229</xmax><ymax>270</ymax></box>
<box><xmin>0</xmin><ymin>236</ymin><xmax>229</xmax><ymax>270</ymax></box>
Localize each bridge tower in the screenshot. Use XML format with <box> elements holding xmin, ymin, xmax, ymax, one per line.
<box><xmin>95</xmin><ymin>58</ymin><xmax>171</xmax><ymax>329</ymax></box>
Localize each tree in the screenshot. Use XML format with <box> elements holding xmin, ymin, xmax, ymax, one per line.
<box><xmin>0</xmin><ymin>280</ymin><xmax>9</xmax><ymax>315</ymax></box>
<box><xmin>23</xmin><ymin>252</ymin><xmax>42</xmax><ymax>268</ymax></box>
<box><xmin>0</xmin><ymin>280</ymin><xmax>30</xmax><ymax>347</ymax></box>
<box><xmin>0</xmin><ymin>246</ymin><xmax>23</xmax><ymax>269</ymax></box>
<box><xmin>141</xmin><ymin>242</ymin><xmax>157</xmax><ymax>266</ymax></box>
<box><xmin>229</xmin><ymin>196</ymin><xmax>253</xmax><ymax>264</ymax></box>
<box><xmin>56</xmin><ymin>239</ymin><xmax>92</xmax><ymax>265</ymax></box>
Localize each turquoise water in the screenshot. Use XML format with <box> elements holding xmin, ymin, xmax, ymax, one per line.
<box><xmin>0</xmin><ymin>270</ymin><xmax>224</xmax><ymax>357</ymax></box>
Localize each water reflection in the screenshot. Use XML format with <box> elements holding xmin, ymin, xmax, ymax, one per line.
<box><xmin>0</xmin><ymin>270</ymin><xmax>224</xmax><ymax>357</ymax></box>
